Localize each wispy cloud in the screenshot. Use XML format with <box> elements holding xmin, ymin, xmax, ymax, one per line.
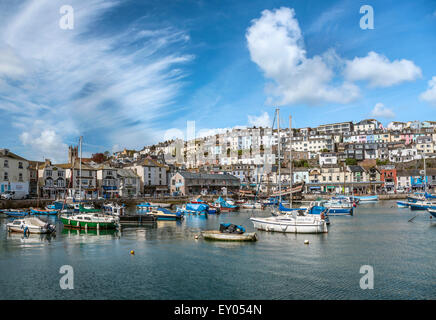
<box><xmin>0</xmin><ymin>0</ymin><xmax>193</xmax><ymax>162</ymax></box>
<box><xmin>370</xmin><ymin>102</ymin><xmax>395</xmax><ymax>118</ymax></box>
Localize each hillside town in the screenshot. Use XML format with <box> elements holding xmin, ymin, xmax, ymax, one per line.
<box><xmin>1</xmin><ymin>118</ymin><xmax>436</xmax><ymax>200</ymax></box>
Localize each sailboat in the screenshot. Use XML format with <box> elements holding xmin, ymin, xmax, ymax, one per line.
<box><xmin>250</xmin><ymin>109</ymin><xmax>328</xmax><ymax>234</ymax></box>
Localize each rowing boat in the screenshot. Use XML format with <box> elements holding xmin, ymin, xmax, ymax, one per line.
<box><xmin>201</xmin><ymin>230</ymin><xmax>257</xmax><ymax>242</ymax></box>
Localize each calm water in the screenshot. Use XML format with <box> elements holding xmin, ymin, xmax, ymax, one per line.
<box><xmin>0</xmin><ymin>201</ymin><xmax>435</xmax><ymax>300</ymax></box>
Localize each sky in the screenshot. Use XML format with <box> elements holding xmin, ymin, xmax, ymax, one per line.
<box><xmin>0</xmin><ymin>0</ymin><xmax>435</xmax><ymax>162</ymax></box>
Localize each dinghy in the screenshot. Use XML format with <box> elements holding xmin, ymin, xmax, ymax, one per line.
<box><xmin>30</xmin><ymin>207</ymin><xmax>58</xmax><ymax>215</ymax></box>
<box><xmin>201</xmin><ymin>224</ymin><xmax>257</xmax><ymax>242</ymax></box>
<box><xmin>4</xmin><ymin>209</ymin><xmax>29</xmax><ymax>217</ymax></box>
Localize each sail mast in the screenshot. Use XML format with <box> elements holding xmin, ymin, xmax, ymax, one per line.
<box><xmin>79</xmin><ymin>136</ymin><xmax>82</xmax><ymax>201</ymax></box>
<box><xmin>289</xmin><ymin>115</ymin><xmax>292</xmax><ymax>208</ymax></box>
<box><xmin>276</xmin><ymin>108</ymin><xmax>281</xmax><ymax>204</ymax></box>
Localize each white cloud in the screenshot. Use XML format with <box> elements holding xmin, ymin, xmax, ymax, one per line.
<box><xmin>419</xmin><ymin>76</ymin><xmax>436</xmax><ymax>106</ymax></box>
<box><xmin>0</xmin><ymin>0</ymin><xmax>192</xmax><ymax>160</ymax></box>
<box><xmin>246</xmin><ymin>7</ymin><xmax>360</xmax><ymax>106</ymax></box>
<box><xmin>247</xmin><ymin>112</ymin><xmax>271</xmax><ymax>127</ymax></box>
<box><xmin>344</xmin><ymin>51</ymin><xmax>422</xmax><ymax>87</ymax></box>
<box><xmin>370</xmin><ymin>103</ymin><xmax>395</xmax><ymax>118</ymax></box>
<box><xmin>163</xmin><ymin>128</ymin><xmax>185</xmax><ymax>141</ymax></box>
<box><xmin>20</xmin><ymin>128</ymin><xmax>68</xmax><ymax>163</ymax></box>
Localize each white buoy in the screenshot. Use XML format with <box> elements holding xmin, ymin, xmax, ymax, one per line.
<box><xmin>194</xmin><ymin>235</ymin><xmax>199</xmax><ymax>239</ymax></box>
<box><xmin>304</xmin><ymin>240</ymin><xmax>309</xmax><ymax>245</ymax></box>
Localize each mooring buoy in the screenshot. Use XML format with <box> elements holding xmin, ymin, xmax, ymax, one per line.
<box><xmin>304</xmin><ymin>240</ymin><xmax>309</xmax><ymax>245</ymax></box>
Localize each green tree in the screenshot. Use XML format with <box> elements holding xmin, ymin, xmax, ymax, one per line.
<box><xmin>345</xmin><ymin>158</ymin><xmax>357</xmax><ymax>165</ymax></box>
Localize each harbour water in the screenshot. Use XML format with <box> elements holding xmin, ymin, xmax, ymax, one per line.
<box><xmin>0</xmin><ymin>201</ymin><xmax>435</xmax><ymax>300</ymax></box>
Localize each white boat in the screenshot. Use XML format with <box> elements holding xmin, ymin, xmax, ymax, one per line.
<box><xmin>102</xmin><ymin>202</ymin><xmax>125</xmax><ymax>216</ymax></box>
<box><xmin>250</xmin><ymin>211</ymin><xmax>328</xmax><ymax>234</ymax></box>
<box><xmin>201</xmin><ymin>230</ymin><xmax>257</xmax><ymax>241</ymax></box>
<box><xmin>6</xmin><ymin>217</ymin><xmax>56</xmax><ymax>234</ymax></box>
<box><xmin>241</xmin><ymin>201</ymin><xmax>262</xmax><ymax>209</ymax></box>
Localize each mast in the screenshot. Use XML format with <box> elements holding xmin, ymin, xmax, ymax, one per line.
<box><xmin>79</xmin><ymin>136</ymin><xmax>82</xmax><ymax>201</ymax></box>
<box><xmin>289</xmin><ymin>115</ymin><xmax>293</xmax><ymax>208</ymax></box>
<box><xmin>276</xmin><ymin>108</ymin><xmax>281</xmax><ymax>204</ymax></box>
<box><xmin>423</xmin><ymin>152</ymin><xmax>427</xmax><ymax>193</ymax></box>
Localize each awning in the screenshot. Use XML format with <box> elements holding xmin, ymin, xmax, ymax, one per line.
<box><xmin>326</xmin><ymin>186</ymin><xmax>336</xmax><ymax>189</ymax></box>
<box><xmin>309</xmin><ymin>186</ymin><xmax>321</xmax><ymax>190</ymax></box>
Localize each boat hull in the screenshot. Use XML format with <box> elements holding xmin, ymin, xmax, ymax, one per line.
<box><xmin>326</xmin><ymin>208</ymin><xmax>353</xmax><ymax>216</ymax></box>
<box><xmin>397</xmin><ymin>201</ymin><xmax>410</xmax><ymax>208</ymax></box>
<box><xmin>250</xmin><ymin>217</ymin><xmax>328</xmax><ymax>234</ymax></box>
<box><xmin>60</xmin><ymin>217</ymin><xmax>117</xmax><ymax>229</ymax></box>
<box><xmin>202</xmin><ymin>231</ymin><xmax>257</xmax><ymax>242</ymax></box>
<box><xmin>428</xmin><ymin>208</ymin><xmax>436</xmax><ymax>218</ymax></box>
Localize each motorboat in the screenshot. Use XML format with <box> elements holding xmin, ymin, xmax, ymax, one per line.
<box><xmin>409</xmin><ymin>200</ymin><xmax>436</xmax><ymax>211</ymax></box>
<box><xmin>250</xmin><ymin>210</ymin><xmax>328</xmax><ymax>234</ymax></box>
<box><xmin>202</xmin><ymin>223</ymin><xmax>257</xmax><ymax>242</ymax></box>
<box><xmin>354</xmin><ymin>195</ymin><xmax>379</xmax><ymax>202</ymax></box>
<box><xmin>241</xmin><ymin>201</ymin><xmax>263</xmax><ymax>209</ymax></box>
<box><xmin>102</xmin><ymin>202</ymin><xmax>125</xmax><ymax>216</ymax></box>
<box><xmin>149</xmin><ymin>208</ymin><xmax>183</xmax><ymax>220</ymax></box>
<box><xmin>6</xmin><ymin>217</ymin><xmax>56</xmax><ymax>234</ymax></box>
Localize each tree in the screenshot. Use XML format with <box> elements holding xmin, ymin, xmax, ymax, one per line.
<box><xmin>91</xmin><ymin>153</ymin><xmax>106</xmax><ymax>163</ymax></box>
<box><xmin>345</xmin><ymin>158</ymin><xmax>357</xmax><ymax>166</ymax></box>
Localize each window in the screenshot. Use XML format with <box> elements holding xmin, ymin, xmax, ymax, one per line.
<box><xmin>4</xmin><ymin>160</ymin><xmax>8</xmax><ymax>168</ymax></box>
<box><xmin>89</xmin><ymin>171</ymin><xmax>92</xmax><ymax>177</ymax></box>
<box><xmin>46</xmin><ymin>170</ymin><xmax>52</xmax><ymax>177</ymax></box>
<box><xmin>18</xmin><ymin>162</ymin><xmax>23</xmax><ymax>169</ymax></box>
<box><xmin>4</xmin><ymin>172</ymin><xmax>8</xmax><ymax>181</ymax></box>
<box><xmin>19</xmin><ymin>173</ymin><xmax>23</xmax><ymax>181</ymax></box>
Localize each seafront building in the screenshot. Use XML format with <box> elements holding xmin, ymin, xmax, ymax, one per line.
<box><xmin>2</xmin><ymin>118</ymin><xmax>436</xmax><ymax>199</ymax></box>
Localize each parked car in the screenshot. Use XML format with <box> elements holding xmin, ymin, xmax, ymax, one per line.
<box><xmin>1</xmin><ymin>191</ymin><xmax>28</xmax><ymax>200</ymax></box>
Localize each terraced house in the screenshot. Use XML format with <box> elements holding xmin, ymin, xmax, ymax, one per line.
<box><xmin>37</xmin><ymin>159</ymin><xmax>67</xmax><ymax>199</ymax></box>
<box><xmin>0</xmin><ymin>149</ymin><xmax>29</xmax><ymax>198</ymax></box>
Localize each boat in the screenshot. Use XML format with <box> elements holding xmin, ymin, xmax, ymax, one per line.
<box><xmin>320</xmin><ymin>200</ymin><xmax>354</xmax><ymax>216</ymax></box>
<box><xmin>277</xmin><ymin>202</ymin><xmax>331</xmax><ymax>224</ymax></box>
<box><xmin>30</xmin><ymin>207</ymin><xmax>58</xmax><ymax>215</ymax></box>
<box><xmin>354</xmin><ymin>195</ymin><xmax>379</xmax><ymax>202</ymax></box>
<box><xmin>6</xmin><ymin>217</ymin><xmax>56</xmax><ymax>234</ymax></box>
<box><xmin>4</xmin><ymin>209</ymin><xmax>29</xmax><ymax>217</ymax></box>
<box><xmin>241</xmin><ymin>201</ymin><xmax>262</xmax><ymax>209</ymax></box>
<box><xmin>73</xmin><ymin>202</ymin><xmax>96</xmax><ymax>213</ymax></box>
<box><xmin>409</xmin><ymin>200</ymin><xmax>436</xmax><ymax>211</ymax></box>
<box><xmin>397</xmin><ymin>201</ymin><xmax>411</xmax><ymax>208</ymax></box>
<box><xmin>102</xmin><ymin>202</ymin><xmax>125</xmax><ymax>216</ymax></box>
<box><xmin>213</xmin><ymin>196</ymin><xmax>238</xmax><ymax>212</ymax></box>
<box><xmin>250</xmin><ymin>210</ymin><xmax>328</xmax><ymax>234</ymax></box>
<box><xmin>149</xmin><ymin>208</ymin><xmax>183</xmax><ymax>220</ymax></box>
<box><xmin>60</xmin><ymin>213</ymin><xmax>118</xmax><ymax>229</ymax></box>
<box><xmin>136</xmin><ymin>202</ymin><xmax>159</xmax><ymax>212</ymax></box>
<box><xmin>118</xmin><ymin>213</ymin><xmax>157</xmax><ymax>225</ymax></box>
<box><xmin>427</xmin><ymin>207</ymin><xmax>436</xmax><ymax>218</ymax></box>
<box><xmin>201</xmin><ymin>223</ymin><xmax>257</xmax><ymax>242</ymax></box>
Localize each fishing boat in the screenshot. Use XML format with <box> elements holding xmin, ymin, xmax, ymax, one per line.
<box><xmin>213</xmin><ymin>196</ymin><xmax>238</xmax><ymax>212</ymax></box>
<box><xmin>354</xmin><ymin>195</ymin><xmax>379</xmax><ymax>202</ymax></box>
<box><xmin>60</xmin><ymin>213</ymin><xmax>118</xmax><ymax>229</ymax></box>
<box><xmin>201</xmin><ymin>223</ymin><xmax>257</xmax><ymax>242</ymax></box>
<box><xmin>6</xmin><ymin>217</ymin><xmax>56</xmax><ymax>234</ymax></box>
<box><xmin>4</xmin><ymin>209</ymin><xmax>29</xmax><ymax>217</ymax></box>
<box><xmin>30</xmin><ymin>207</ymin><xmax>58</xmax><ymax>215</ymax></box>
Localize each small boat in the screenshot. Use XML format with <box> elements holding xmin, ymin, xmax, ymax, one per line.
<box><xmin>73</xmin><ymin>203</ymin><xmax>96</xmax><ymax>213</ymax></box>
<box><xmin>241</xmin><ymin>201</ymin><xmax>262</xmax><ymax>209</ymax></box>
<box><xmin>30</xmin><ymin>207</ymin><xmax>58</xmax><ymax>215</ymax></box>
<box><xmin>60</xmin><ymin>213</ymin><xmax>118</xmax><ymax>229</ymax></box>
<box><xmin>4</xmin><ymin>209</ymin><xmax>29</xmax><ymax>217</ymax></box>
<box><xmin>427</xmin><ymin>207</ymin><xmax>436</xmax><ymax>218</ymax></box>
<box><xmin>6</xmin><ymin>217</ymin><xmax>56</xmax><ymax>234</ymax></box>
<box><xmin>213</xmin><ymin>197</ymin><xmax>238</xmax><ymax>212</ymax></box>
<box><xmin>201</xmin><ymin>223</ymin><xmax>257</xmax><ymax>242</ymax></box>
<box><xmin>150</xmin><ymin>208</ymin><xmax>183</xmax><ymax>220</ymax></box>
<box><xmin>397</xmin><ymin>201</ymin><xmax>410</xmax><ymax>208</ymax></box>
<box><xmin>136</xmin><ymin>202</ymin><xmax>159</xmax><ymax>212</ymax></box>
<box><xmin>354</xmin><ymin>195</ymin><xmax>379</xmax><ymax>202</ymax></box>
<box><xmin>250</xmin><ymin>210</ymin><xmax>328</xmax><ymax>234</ymax></box>
<box><xmin>277</xmin><ymin>202</ymin><xmax>331</xmax><ymax>224</ymax></box>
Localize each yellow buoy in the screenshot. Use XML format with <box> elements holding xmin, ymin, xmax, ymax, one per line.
<box><xmin>130</xmin><ymin>250</ymin><xmax>135</xmax><ymax>255</ymax></box>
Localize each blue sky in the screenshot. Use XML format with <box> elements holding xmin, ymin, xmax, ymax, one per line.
<box><xmin>0</xmin><ymin>0</ymin><xmax>435</xmax><ymax>162</ymax></box>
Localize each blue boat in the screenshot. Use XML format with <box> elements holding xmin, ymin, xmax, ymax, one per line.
<box><xmin>152</xmin><ymin>208</ymin><xmax>183</xmax><ymax>220</ymax></box>
<box><xmin>397</xmin><ymin>201</ymin><xmax>410</xmax><ymax>208</ymax></box>
<box><xmin>30</xmin><ymin>208</ymin><xmax>58</xmax><ymax>215</ymax></box>
<box><xmin>277</xmin><ymin>203</ymin><xmax>330</xmax><ymax>224</ymax></box>
<box><xmin>409</xmin><ymin>201</ymin><xmax>435</xmax><ymax>210</ymax></box>
<box><xmin>4</xmin><ymin>210</ymin><xmax>29</xmax><ymax>217</ymax></box>
<box><xmin>427</xmin><ymin>207</ymin><xmax>436</xmax><ymax>218</ymax></box>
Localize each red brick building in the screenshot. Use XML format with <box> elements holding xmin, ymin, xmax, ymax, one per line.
<box><xmin>379</xmin><ymin>165</ymin><xmax>397</xmax><ymax>192</ymax></box>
